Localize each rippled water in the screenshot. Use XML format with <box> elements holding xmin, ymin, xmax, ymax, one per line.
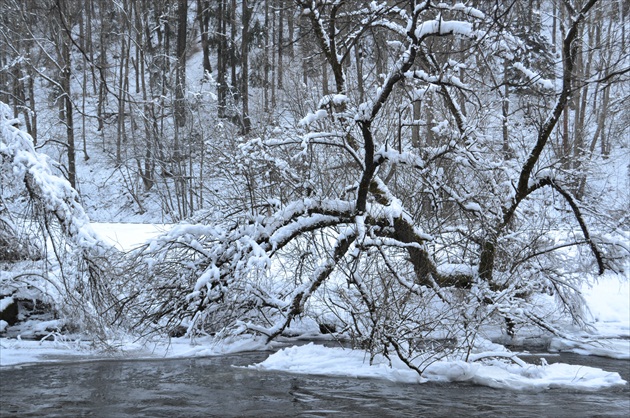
<box><xmin>1</xmin><ymin>351</ymin><xmax>628</xmax><ymax>417</ymax></box>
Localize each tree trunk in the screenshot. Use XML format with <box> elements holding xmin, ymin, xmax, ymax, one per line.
<box><xmin>174</xmin><ymin>0</ymin><xmax>188</xmax><ymax>128</ymax></box>
<box><xmin>354</xmin><ymin>43</ymin><xmax>364</xmax><ymax>103</ymax></box>
<box><xmin>217</xmin><ymin>0</ymin><xmax>228</xmax><ymax>117</ymax></box>
<box><xmin>62</xmin><ymin>37</ymin><xmax>76</xmax><ymax>189</ymax></box>
<box><xmin>116</xmin><ymin>10</ymin><xmax>130</xmax><ymax>166</ymax></box>
<box><xmin>502</xmin><ymin>59</ymin><xmax>511</xmax><ymax>158</ymax></box>
<box><xmin>230</xmin><ymin>0</ymin><xmax>237</xmax><ymax>94</ymax></box>
<box><xmin>322</xmin><ymin>60</ymin><xmax>329</xmax><ymax>96</ymax></box>
<box><xmin>271</xmin><ymin>2</ymin><xmax>277</xmax><ymax>107</ymax></box>
<box><xmin>263</xmin><ymin>0</ymin><xmax>270</xmax><ymax>112</ymax></box>
<box><xmin>97</xmin><ymin>13</ymin><xmax>106</xmax><ymax>134</ymax></box>
<box><xmin>411</xmin><ymin>100</ymin><xmax>420</xmax><ymax>149</ymax></box>
<box><xmin>287</xmin><ymin>0</ymin><xmax>294</xmax><ymax>59</ymax></box>
<box><xmin>197</xmin><ymin>0</ymin><xmax>212</xmax><ymax>75</ymax></box>
<box><xmin>241</xmin><ymin>0</ymin><xmax>252</xmax><ymax>134</ymax></box>
<box><xmin>277</xmin><ymin>0</ymin><xmax>284</xmax><ymax>90</ymax></box>
<box><xmin>27</xmin><ymin>67</ymin><xmax>36</xmax><ymax>144</ymax></box>
<box><xmin>139</xmin><ymin>0</ymin><xmax>154</xmax><ymax>191</ymax></box>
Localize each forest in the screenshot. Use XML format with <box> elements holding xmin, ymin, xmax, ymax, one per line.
<box><xmin>1</xmin><ymin>0</ymin><xmax>629</xmax><ymax>376</ymax></box>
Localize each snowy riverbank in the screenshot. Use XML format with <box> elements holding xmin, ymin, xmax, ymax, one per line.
<box><xmin>1</xmin><ymin>223</ymin><xmax>628</xmax><ymax>391</ymax></box>
<box><xmin>1</xmin><ymin>278</ymin><xmax>628</xmax><ymax>391</ymax></box>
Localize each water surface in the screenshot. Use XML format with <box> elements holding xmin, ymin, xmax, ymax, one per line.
<box><xmin>1</xmin><ymin>351</ymin><xmax>628</xmax><ymax>417</ymax></box>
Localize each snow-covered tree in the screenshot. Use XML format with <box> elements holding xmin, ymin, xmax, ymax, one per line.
<box><xmin>118</xmin><ymin>0</ymin><xmax>628</xmax><ymax>374</ymax></box>
<box><xmin>1</xmin><ymin>101</ymin><xmax>122</xmax><ymax>337</ymax></box>
<box><xmin>2</xmin><ymin>0</ymin><xmax>628</xmax><ymax>375</ymax></box>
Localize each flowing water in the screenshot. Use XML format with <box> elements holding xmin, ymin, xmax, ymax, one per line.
<box><xmin>1</xmin><ymin>351</ymin><xmax>628</xmax><ymax>417</ymax></box>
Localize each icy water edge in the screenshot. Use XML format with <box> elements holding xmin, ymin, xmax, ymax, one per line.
<box><xmin>1</xmin><ymin>351</ymin><xmax>628</xmax><ymax>417</ymax></box>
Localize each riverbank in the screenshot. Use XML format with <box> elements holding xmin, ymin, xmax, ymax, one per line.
<box><xmin>2</xmin><ymin>224</ymin><xmax>628</xmax><ymax>392</ymax></box>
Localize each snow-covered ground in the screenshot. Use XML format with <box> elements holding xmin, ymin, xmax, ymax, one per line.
<box><xmin>547</xmin><ymin>273</ymin><xmax>630</xmax><ymax>360</ymax></box>
<box><xmin>250</xmin><ymin>342</ymin><xmax>625</xmax><ymax>390</ymax></box>
<box><xmin>1</xmin><ymin>223</ymin><xmax>628</xmax><ymax>392</ymax></box>
<box><xmin>90</xmin><ymin>223</ymin><xmax>172</xmax><ymax>252</ymax></box>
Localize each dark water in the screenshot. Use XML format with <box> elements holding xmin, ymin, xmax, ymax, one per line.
<box><xmin>1</xmin><ymin>351</ymin><xmax>628</xmax><ymax>417</ymax></box>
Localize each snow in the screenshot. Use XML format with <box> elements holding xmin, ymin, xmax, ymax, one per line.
<box><xmin>513</xmin><ymin>62</ymin><xmax>555</xmax><ymax>90</ymax></box>
<box><xmin>0</xmin><ymin>296</ymin><xmax>14</xmax><ymax>313</ymax></box>
<box><xmin>250</xmin><ymin>343</ymin><xmax>420</xmax><ymax>383</ymax></box>
<box><xmin>1</xmin><ymin>224</ymin><xmax>628</xmax><ymax>392</ymax></box>
<box><xmin>298</xmin><ymin>109</ymin><xmax>328</xmax><ymax>126</ymax></box>
<box><xmin>463</xmin><ymin>202</ymin><xmax>482</xmax><ymax>212</ymax></box>
<box><xmin>582</xmin><ymin>275</ymin><xmax>630</xmax><ymax>337</ymax></box>
<box><xmin>0</xmin><ymin>334</ymin><xmax>270</xmax><ymax>368</ymax></box>
<box><xmin>250</xmin><ymin>342</ymin><xmax>625</xmax><ymax>390</ymax></box>
<box><xmin>317</xmin><ymin>94</ymin><xmax>348</xmax><ymax>108</ymax></box>
<box><xmin>193</xmin><ymin>264</ymin><xmax>221</xmax><ymax>292</ymax></box>
<box><xmin>548</xmin><ymin>275</ymin><xmax>630</xmax><ymax>359</ymax></box>
<box><xmin>90</xmin><ymin>223</ymin><xmax>171</xmax><ymax>252</ymax></box>
<box><xmin>415</xmin><ymin>20</ymin><xmax>473</xmax><ymax>39</ymax></box>
<box><xmin>549</xmin><ymin>338</ymin><xmax>629</xmax><ymax>360</ymax></box>
<box><xmin>0</xmin><ymin>338</ymin><xmax>91</xmax><ymax>367</ymax></box>
<box><xmin>451</xmin><ymin>3</ymin><xmax>485</xmax><ymax>19</ymax></box>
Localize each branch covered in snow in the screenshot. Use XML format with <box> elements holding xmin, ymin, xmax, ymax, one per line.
<box><xmin>1</xmin><ymin>102</ymin><xmax>112</xmax><ymax>255</ymax></box>
<box><xmin>1</xmin><ymin>101</ymin><xmax>122</xmax><ymax>337</ymax></box>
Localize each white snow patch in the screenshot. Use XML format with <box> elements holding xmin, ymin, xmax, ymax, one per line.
<box><xmin>90</xmin><ymin>222</ymin><xmax>172</xmax><ymax>251</ymax></box>
<box><xmin>415</xmin><ymin>20</ymin><xmax>473</xmax><ymax>38</ymax></box>
<box><xmin>513</xmin><ymin>62</ymin><xmax>555</xmax><ymax>90</ymax></box>
<box><xmin>298</xmin><ymin>109</ymin><xmax>328</xmax><ymax>126</ymax></box>
<box><xmin>463</xmin><ymin>202</ymin><xmax>482</xmax><ymax>212</ymax></box>
<box><xmin>0</xmin><ymin>296</ymin><xmax>14</xmax><ymax>313</ymax></box>
<box><xmin>583</xmin><ymin>275</ymin><xmax>630</xmax><ymax>337</ymax></box>
<box><xmin>250</xmin><ymin>343</ymin><xmax>626</xmax><ymax>390</ymax></box>
<box><xmin>0</xmin><ymin>334</ymin><xmax>270</xmax><ymax>367</ymax></box>
<box><xmin>549</xmin><ymin>338</ymin><xmax>630</xmax><ymax>360</ymax></box>
<box><xmin>548</xmin><ymin>275</ymin><xmax>630</xmax><ymax>359</ymax></box>
<box><xmin>0</xmin><ymin>338</ymin><xmax>93</xmax><ymax>367</ymax></box>
<box><xmin>249</xmin><ymin>343</ymin><xmax>420</xmax><ymax>383</ymax></box>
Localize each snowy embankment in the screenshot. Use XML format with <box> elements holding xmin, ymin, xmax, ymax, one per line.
<box><xmin>548</xmin><ymin>273</ymin><xmax>630</xmax><ymax>360</ymax></box>
<box><xmin>1</xmin><ymin>224</ymin><xmax>628</xmax><ymax>392</ymax></box>
<box><xmin>249</xmin><ymin>342</ymin><xmax>625</xmax><ymax>390</ymax></box>
<box><xmin>248</xmin><ymin>274</ymin><xmax>629</xmax><ymax>391</ymax></box>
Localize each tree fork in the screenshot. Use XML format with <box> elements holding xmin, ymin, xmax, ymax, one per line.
<box><xmin>478</xmin><ymin>0</ymin><xmax>600</xmax><ymax>283</ymax></box>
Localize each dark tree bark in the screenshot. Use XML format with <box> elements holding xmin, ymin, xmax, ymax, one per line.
<box><xmin>230</xmin><ymin>0</ymin><xmax>237</xmax><ymax>93</ymax></box>
<box><xmin>478</xmin><ymin>0</ymin><xmax>602</xmax><ymax>282</ymax></box>
<box><xmin>56</xmin><ymin>0</ymin><xmax>77</xmax><ymax>189</ymax></box>
<box><xmin>196</xmin><ymin>0</ymin><xmax>212</xmax><ymax>76</ymax></box>
<box><xmin>241</xmin><ymin>0</ymin><xmax>252</xmax><ymax>134</ymax></box>
<box><xmin>277</xmin><ymin>0</ymin><xmax>284</xmax><ymax>90</ymax></box>
<box><xmin>174</xmin><ymin>0</ymin><xmax>188</xmax><ymax>128</ymax></box>
<box><xmin>217</xmin><ymin>0</ymin><xmax>228</xmax><ymax>117</ymax></box>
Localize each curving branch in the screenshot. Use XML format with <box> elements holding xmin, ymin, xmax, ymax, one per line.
<box><xmin>479</xmin><ymin>0</ymin><xmax>601</xmax><ymax>282</ymax></box>
<box><xmin>544</xmin><ymin>180</ymin><xmax>605</xmax><ymax>274</ymax></box>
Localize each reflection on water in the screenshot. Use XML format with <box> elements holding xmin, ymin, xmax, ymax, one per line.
<box><xmin>1</xmin><ymin>352</ymin><xmax>628</xmax><ymax>417</ymax></box>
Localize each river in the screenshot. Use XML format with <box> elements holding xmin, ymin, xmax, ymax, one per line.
<box><xmin>1</xmin><ymin>351</ymin><xmax>628</xmax><ymax>417</ymax></box>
